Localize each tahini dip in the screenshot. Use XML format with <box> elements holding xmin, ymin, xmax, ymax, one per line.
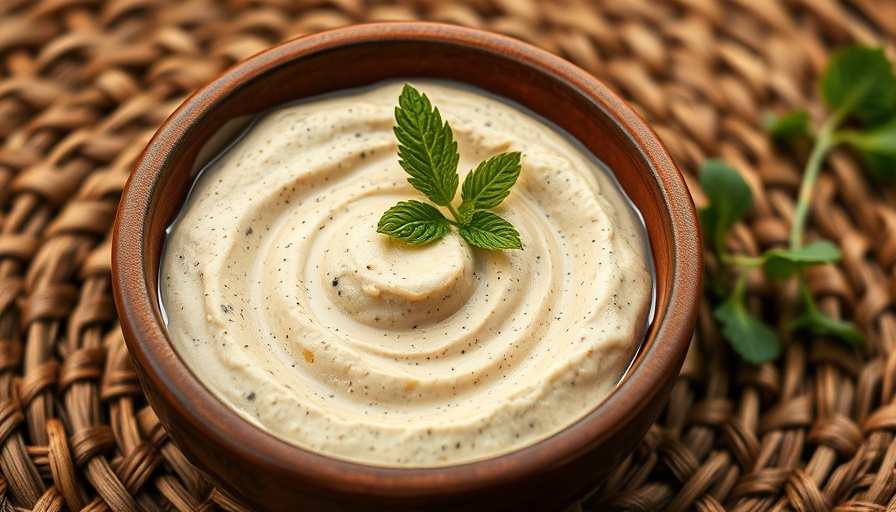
<box><xmin>160</xmin><ymin>82</ymin><xmax>652</xmax><ymax>467</ymax></box>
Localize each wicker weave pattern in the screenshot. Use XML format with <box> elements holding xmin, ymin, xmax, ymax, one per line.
<box><xmin>0</xmin><ymin>0</ymin><xmax>894</xmax><ymax>510</ymax></box>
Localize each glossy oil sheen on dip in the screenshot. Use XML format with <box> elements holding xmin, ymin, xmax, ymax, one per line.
<box><xmin>159</xmin><ymin>81</ymin><xmax>653</xmax><ymax>467</ymax></box>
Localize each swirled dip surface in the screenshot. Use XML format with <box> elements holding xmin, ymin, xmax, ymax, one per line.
<box><xmin>161</xmin><ymin>82</ymin><xmax>652</xmax><ymax>467</ymax></box>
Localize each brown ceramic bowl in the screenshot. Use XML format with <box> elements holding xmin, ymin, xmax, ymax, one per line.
<box><xmin>113</xmin><ymin>22</ymin><xmax>701</xmax><ymax>512</ymax></box>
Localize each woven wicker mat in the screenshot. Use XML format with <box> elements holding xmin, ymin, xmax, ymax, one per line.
<box><xmin>1</xmin><ymin>0</ymin><xmax>895</xmax><ymax>510</ymax></box>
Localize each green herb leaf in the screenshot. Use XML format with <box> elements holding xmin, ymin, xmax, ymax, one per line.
<box><xmin>763</xmin><ymin>240</ymin><xmax>842</xmax><ymax>280</ymax></box>
<box><xmin>788</xmin><ymin>309</ymin><xmax>863</xmax><ymax>347</ymax></box>
<box><xmin>763</xmin><ymin>110</ymin><xmax>811</xmax><ymax>141</ymax></box>
<box><xmin>394</xmin><ymin>84</ymin><xmax>460</xmax><ymax>206</ymax></box>
<box><xmin>458</xmin><ymin>211</ymin><xmax>522</xmax><ymax>250</ymax></box>
<box><xmin>820</xmin><ymin>46</ymin><xmax>896</xmax><ymax>121</ymax></box>
<box><xmin>839</xmin><ymin>115</ymin><xmax>896</xmax><ymax>180</ymax></box>
<box><xmin>460</xmin><ymin>151</ymin><xmax>522</xmax><ymax>210</ymax></box>
<box><xmin>377</xmin><ymin>200</ymin><xmax>451</xmax><ymax>244</ymax></box>
<box><xmin>698</xmin><ymin>160</ymin><xmax>753</xmax><ymax>248</ymax></box>
<box><xmin>714</xmin><ymin>294</ymin><xmax>781</xmax><ymax>364</ymax></box>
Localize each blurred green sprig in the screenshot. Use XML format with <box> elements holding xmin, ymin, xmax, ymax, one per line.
<box><xmin>701</xmin><ymin>45</ymin><xmax>896</xmax><ymax>363</ymax></box>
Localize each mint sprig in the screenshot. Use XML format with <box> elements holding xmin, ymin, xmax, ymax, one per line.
<box><xmin>700</xmin><ymin>45</ymin><xmax>896</xmax><ymax>363</ymax></box>
<box><xmin>378</xmin><ymin>84</ymin><xmax>522</xmax><ymax>250</ymax></box>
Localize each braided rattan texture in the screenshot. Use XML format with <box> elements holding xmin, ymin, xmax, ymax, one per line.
<box><xmin>1</xmin><ymin>0</ymin><xmax>895</xmax><ymax>510</ymax></box>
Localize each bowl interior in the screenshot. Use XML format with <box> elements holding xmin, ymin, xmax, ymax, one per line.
<box><xmin>114</xmin><ymin>22</ymin><xmax>700</xmax><ymax>510</ymax></box>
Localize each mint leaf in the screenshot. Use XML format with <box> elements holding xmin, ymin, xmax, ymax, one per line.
<box><xmin>763</xmin><ymin>110</ymin><xmax>811</xmax><ymax>141</ymax></box>
<box><xmin>698</xmin><ymin>160</ymin><xmax>752</xmax><ymax>248</ymax></box>
<box><xmin>394</xmin><ymin>84</ymin><xmax>460</xmax><ymax>206</ymax></box>
<box><xmin>458</xmin><ymin>211</ymin><xmax>521</xmax><ymax>250</ymax></box>
<box><xmin>821</xmin><ymin>46</ymin><xmax>896</xmax><ymax>121</ymax></box>
<box><xmin>460</xmin><ymin>151</ymin><xmax>521</xmax><ymax>210</ymax></box>
<box><xmin>763</xmin><ymin>240</ymin><xmax>842</xmax><ymax>280</ymax></box>
<box><xmin>788</xmin><ymin>309</ymin><xmax>862</xmax><ymax>347</ymax></box>
<box><xmin>377</xmin><ymin>200</ymin><xmax>451</xmax><ymax>244</ymax></box>
<box><xmin>840</xmin><ymin>115</ymin><xmax>896</xmax><ymax>180</ymax></box>
<box><xmin>714</xmin><ymin>295</ymin><xmax>781</xmax><ymax>364</ymax></box>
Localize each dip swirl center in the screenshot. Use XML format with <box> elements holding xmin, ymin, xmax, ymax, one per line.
<box><xmin>320</xmin><ymin>206</ymin><xmax>476</xmax><ymax>329</ymax></box>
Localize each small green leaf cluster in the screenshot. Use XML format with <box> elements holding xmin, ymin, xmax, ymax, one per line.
<box><xmin>701</xmin><ymin>44</ymin><xmax>896</xmax><ymax>363</ymax></box>
<box><xmin>377</xmin><ymin>84</ymin><xmax>522</xmax><ymax>250</ymax></box>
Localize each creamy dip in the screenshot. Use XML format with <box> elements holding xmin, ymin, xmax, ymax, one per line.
<box><xmin>160</xmin><ymin>82</ymin><xmax>652</xmax><ymax>467</ymax></box>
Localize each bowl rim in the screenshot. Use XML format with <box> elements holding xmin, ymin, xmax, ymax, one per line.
<box><xmin>113</xmin><ymin>20</ymin><xmax>701</xmax><ymax>501</ymax></box>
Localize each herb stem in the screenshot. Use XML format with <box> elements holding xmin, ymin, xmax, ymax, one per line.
<box><xmin>714</xmin><ymin>236</ymin><xmax>728</xmax><ymax>267</ymax></box>
<box><xmin>789</xmin><ymin>114</ymin><xmax>842</xmax><ymax>249</ymax></box>
<box><xmin>726</xmin><ymin>254</ymin><xmax>766</xmax><ymax>267</ymax></box>
<box><xmin>446</xmin><ymin>202</ymin><xmax>462</xmax><ymax>224</ymax></box>
<box><xmin>731</xmin><ymin>269</ymin><xmax>749</xmax><ymax>304</ymax></box>
<box><xmin>799</xmin><ymin>275</ymin><xmax>819</xmax><ymax>314</ymax></box>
